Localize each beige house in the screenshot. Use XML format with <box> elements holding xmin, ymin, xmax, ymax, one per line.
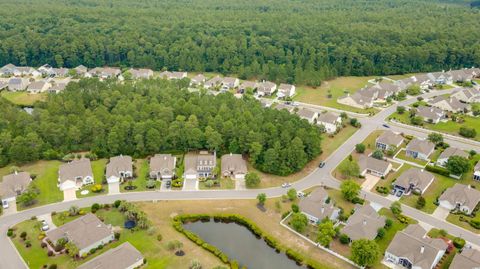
<box><xmin>159</xmin><ymin>71</ymin><xmax>187</xmax><ymax>80</ymax></box>
<box><xmin>299</xmin><ymin>187</ymin><xmax>340</xmax><ymax>224</ymax></box>
<box><xmin>256</xmin><ymin>81</ymin><xmax>277</xmax><ymax>96</ymax></box>
<box><xmin>337</xmin><ymin>91</ymin><xmax>375</xmax><ymax>109</ymax></box>
<box><xmin>277</xmin><ymin>83</ymin><xmax>296</xmax><ymax>98</ymax></box>
<box><xmin>358</xmin><ymin>156</ymin><xmax>392</xmax><ymax>177</ymax></box>
<box><xmin>58</xmin><ymin>158</ymin><xmax>94</xmax><ymax>191</ymax></box>
<box><xmin>436</xmin><ymin>147</ymin><xmax>468</xmax><ymax>167</ymax></box>
<box><xmin>317</xmin><ymin>112</ymin><xmax>342</xmax><ymax>134</ymax></box>
<box><xmin>184</xmin><ymin>151</ymin><xmax>216</xmax><ymax>179</ymax></box>
<box><xmin>128</xmin><ymin>68</ymin><xmax>154</xmax><ymax>79</ymax></box>
<box><xmin>296</xmin><ymin>108</ymin><xmax>318</xmax><ymax>124</ymax></box>
<box><xmin>428</xmin><ymin>96</ymin><xmax>468</xmax><ymax>113</ymax></box>
<box><xmin>8</xmin><ymin>77</ymin><xmax>30</xmax><ymax>91</ymax></box>
<box><xmin>405</xmin><ymin>138</ymin><xmax>435</xmax><ymax>160</ymax></box>
<box><xmin>451</xmin><ymin>88</ymin><xmax>480</xmax><ymax>103</ymax></box>
<box><xmin>106</xmin><ymin>155</ymin><xmax>133</xmax><ymax>183</ymax></box>
<box><xmin>77</xmin><ymin>242</ymin><xmax>144</xmax><ymax>269</ymax></box>
<box><xmin>190</xmin><ymin>74</ymin><xmax>206</xmax><ymax>86</ymax></box>
<box><xmin>376</xmin><ymin>131</ymin><xmax>404</xmax><ymax>151</ymax></box>
<box><xmin>149</xmin><ymin>154</ymin><xmax>176</xmax><ymax>180</ymax></box>
<box><xmin>221</xmin><ymin>153</ymin><xmax>247</xmax><ymax>179</ymax></box>
<box><xmin>449</xmin><ymin>248</ymin><xmax>480</xmax><ymax>269</ymax></box>
<box><xmin>0</xmin><ymin>172</ymin><xmax>31</xmax><ymax>204</ymax></box>
<box><xmin>392</xmin><ymin>168</ymin><xmax>435</xmax><ymax>196</ymax></box>
<box><xmin>342</xmin><ymin>204</ymin><xmax>386</xmax><ymax>241</ymax></box>
<box><xmin>27</xmin><ymin>80</ymin><xmax>51</xmax><ymax>93</ymax></box>
<box><xmin>46</xmin><ymin>213</ymin><xmax>115</xmax><ymax>256</ymax></box>
<box><xmin>416</xmin><ymin>106</ymin><xmax>445</xmax><ymax>124</ymax></box>
<box><xmin>439</xmin><ymin>183</ymin><xmax>480</xmax><ymax>215</ymax></box>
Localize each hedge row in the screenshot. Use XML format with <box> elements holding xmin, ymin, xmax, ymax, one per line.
<box><xmin>173</xmin><ymin>214</ymin><xmax>327</xmax><ymax>269</ymax></box>
<box><xmin>425</xmin><ymin>165</ymin><xmax>450</xmax><ymax>177</ymax></box>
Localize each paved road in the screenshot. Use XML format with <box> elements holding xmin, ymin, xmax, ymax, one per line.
<box><xmin>2</xmin><ymin>87</ymin><xmax>479</xmax><ymax>269</ymax></box>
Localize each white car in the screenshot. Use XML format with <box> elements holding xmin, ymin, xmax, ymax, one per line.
<box><xmin>40</xmin><ymin>220</ymin><xmax>49</xmax><ymax>231</ymax></box>
<box><xmin>2</xmin><ymin>200</ymin><xmax>8</xmax><ymax>209</ymax></box>
<box><xmin>281</xmin><ymin>182</ymin><xmax>291</xmax><ymax>188</ymax></box>
<box><xmin>297</xmin><ymin>191</ymin><xmax>305</xmax><ymax>198</ymax></box>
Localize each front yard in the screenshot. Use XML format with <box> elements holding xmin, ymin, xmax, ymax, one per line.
<box><xmin>394</xmin><ymin>149</ymin><xmax>429</xmax><ymax>167</ymax></box>
<box><xmin>198</xmin><ymin>177</ymin><xmax>235</xmax><ymax>190</ymax></box>
<box><xmin>76</xmin><ymin>159</ymin><xmax>109</xmax><ymax>198</ymax></box>
<box><xmin>446</xmin><ymin>211</ymin><xmax>480</xmax><ymax>234</ymax></box>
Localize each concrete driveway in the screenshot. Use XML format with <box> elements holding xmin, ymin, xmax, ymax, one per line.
<box><xmin>160</xmin><ymin>179</ymin><xmax>171</xmax><ymax>191</ymax></box>
<box><xmin>235</xmin><ymin>179</ymin><xmax>246</xmax><ymax>190</ymax></box>
<box><xmin>37</xmin><ymin>213</ymin><xmax>56</xmax><ymax>230</ymax></box>
<box><xmin>108</xmin><ymin>181</ymin><xmax>120</xmax><ymax>195</ymax></box>
<box><xmin>2</xmin><ymin>200</ymin><xmax>17</xmax><ymax>215</ymax></box>
<box><xmin>183</xmin><ymin>178</ymin><xmax>198</xmax><ymax>191</ymax></box>
<box><xmin>432</xmin><ymin>206</ymin><xmax>450</xmax><ymax>220</ymax></box>
<box><xmin>362</xmin><ymin>174</ymin><xmax>380</xmax><ymax>191</ymax></box>
<box><xmin>63</xmin><ymin>188</ymin><xmax>76</xmax><ymax>201</ymax></box>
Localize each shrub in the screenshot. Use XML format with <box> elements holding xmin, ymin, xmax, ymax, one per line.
<box><xmin>281</xmin><ymin>211</ymin><xmax>291</xmax><ymax>220</ymax></box>
<box><xmin>47</xmin><ymin>250</ymin><xmax>54</xmax><ymax>257</ymax></box>
<box><xmin>355</xmin><ymin>143</ymin><xmax>366</xmax><ymax>153</ymax></box>
<box><xmin>91</xmin><ymin>184</ymin><xmax>103</xmax><ymax>193</ymax></box>
<box><xmin>114</xmin><ymin>232</ymin><xmax>121</xmax><ymax>240</ymax></box>
<box><xmin>157</xmin><ymin>234</ymin><xmax>163</xmax><ymax>241</ymax></box>
<box><xmin>89</xmin><ymin>248</ymin><xmax>96</xmax><ymax>254</ymax></box>
<box><xmin>204</xmin><ymin>180</ymin><xmax>215</xmax><ymax>188</ymax></box>
<box><xmin>339</xmin><ymin>233</ymin><xmax>350</xmax><ymax>244</ymax></box>
<box><xmin>376</xmin><ymin>228</ymin><xmax>386</xmax><ymax>239</ymax></box>
<box><xmin>146</xmin><ymin>180</ymin><xmax>156</xmax><ymax>189</ymax></box>
<box><xmin>291</xmin><ymin>204</ymin><xmax>299</xmax><ymax>213</ymax></box>
<box><xmin>41</xmin><ymin>242</ymin><xmax>47</xmax><ymax>248</ymax></box>
<box><xmin>113</xmin><ymin>200</ymin><xmax>122</xmax><ymax>208</ymax></box>
<box><xmin>25</xmin><ymin>240</ymin><xmax>32</xmax><ymax>248</ymax></box>
<box><xmin>469</xmin><ymin>220</ymin><xmax>480</xmax><ymax>229</ymax></box>
<box><xmin>245</xmin><ymin>172</ymin><xmax>261</xmax><ymax>188</ymax></box>
<box><xmin>416</xmin><ymin>196</ymin><xmax>426</xmax><ymax>209</ymax></box>
<box><xmin>48</xmin><ymin>265</ymin><xmax>57</xmax><ymax>269</ymax></box>
<box><xmin>20</xmin><ymin>231</ymin><xmax>27</xmax><ymax>239</ymax></box>
<box><xmin>91</xmin><ymin>203</ymin><xmax>100</xmax><ymax>213</ymax></box>
<box><xmin>425</xmin><ymin>165</ymin><xmax>450</xmax><ymax>176</ymax></box>
<box><xmin>384</xmin><ymin>218</ymin><xmax>393</xmax><ymax>229</ymax></box>
<box><xmin>459</xmin><ymin>127</ymin><xmax>477</xmax><ymax>138</ymax></box>
<box><xmin>376</xmin><ymin>186</ymin><xmax>389</xmax><ymax>194</ymax></box>
<box><xmin>453</xmin><ymin>237</ymin><xmax>466</xmax><ymax>249</ymax></box>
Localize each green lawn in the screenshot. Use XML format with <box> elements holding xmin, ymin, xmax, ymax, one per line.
<box><xmin>76</xmin><ymin>159</ymin><xmax>108</xmax><ymax>198</ymax></box>
<box><xmin>13</xmin><ymin>208</ymin><xmax>171</xmax><ymax>269</ymax></box>
<box><xmin>375</xmin><ymin>208</ymin><xmax>415</xmax><ymax>255</ymax></box>
<box><xmin>293</xmin><ymin>76</ymin><xmax>378</xmax><ymax>114</ymax></box>
<box><xmin>0</xmin><ymin>91</ymin><xmax>47</xmax><ymax>106</ymax></box>
<box><xmin>121</xmin><ymin>159</ymin><xmax>159</xmax><ymax>193</ymax></box>
<box><xmin>389</xmin><ymin>112</ymin><xmax>480</xmax><ymax>141</ymax></box>
<box><xmin>199</xmin><ymin>177</ymin><xmax>235</xmax><ymax>190</ymax></box>
<box><xmin>394</xmin><ymin>149</ymin><xmax>429</xmax><ymax>167</ymax></box>
<box><xmin>325</xmin><ymin>189</ymin><xmax>356</xmax><ymax>218</ymax></box>
<box><xmin>373</xmin><ymin>163</ymin><xmax>414</xmax><ymax>196</ymax></box>
<box><xmin>0</xmin><ymin>161</ymin><xmax>63</xmax><ymax>210</ymax></box>
<box><xmin>446</xmin><ymin>213</ymin><xmax>480</xmax><ymax>234</ymax></box>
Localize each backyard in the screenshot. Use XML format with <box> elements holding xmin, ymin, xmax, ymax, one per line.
<box><xmin>0</xmin><ymin>91</ymin><xmax>47</xmax><ymax>106</ymax></box>
<box><xmin>293</xmin><ymin>76</ymin><xmax>378</xmax><ymax>114</ymax></box>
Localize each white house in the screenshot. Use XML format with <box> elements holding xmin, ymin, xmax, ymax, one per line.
<box><xmin>106</xmin><ymin>155</ymin><xmax>133</xmax><ymax>184</ymax></box>
<box><xmin>439</xmin><ymin>184</ymin><xmax>480</xmax><ymax>215</ymax></box>
<box><xmin>277</xmin><ymin>83</ymin><xmax>296</xmax><ymax>98</ymax></box>
<box><xmin>0</xmin><ymin>172</ymin><xmax>31</xmax><ymax>206</ymax></box>
<box><xmin>58</xmin><ymin>158</ymin><xmax>94</xmax><ymax>191</ymax></box>
<box><xmin>316</xmin><ymin>112</ymin><xmax>342</xmax><ymax>134</ymax></box>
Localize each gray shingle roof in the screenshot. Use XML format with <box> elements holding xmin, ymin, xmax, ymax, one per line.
<box><xmin>342</xmin><ymin>204</ymin><xmax>386</xmax><ymax>241</ymax></box>
<box><xmin>394</xmin><ymin>168</ymin><xmax>435</xmax><ymax>192</ymax></box>
<box><xmin>439</xmin><ymin>184</ymin><xmax>480</xmax><ymax>212</ymax></box>
<box><xmin>406</xmin><ymin>138</ymin><xmax>435</xmax><ymax>156</ymax></box>
<box><xmin>0</xmin><ymin>172</ymin><xmax>31</xmax><ymax>199</ymax></box>
<box><xmin>416</xmin><ymin>106</ymin><xmax>444</xmax><ymax>122</ymax></box>
<box><xmin>317</xmin><ymin>112</ymin><xmax>340</xmax><ymax>125</ymax></box>
<box><xmin>299</xmin><ymin>187</ymin><xmax>339</xmax><ymax>221</ymax></box>
<box><xmin>438</xmin><ymin>147</ymin><xmax>468</xmax><ymax>160</ymax></box>
<box><xmin>221</xmin><ymin>154</ymin><xmax>247</xmax><ymax>176</ymax></box>
<box><xmin>358</xmin><ymin>156</ymin><xmax>391</xmax><ymax>175</ymax></box>
<box><xmin>58</xmin><ymin>158</ymin><xmax>93</xmax><ymax>184</ymax></box>
<box><xmin>449</xmin><ymin>248</ymin><xmax>480</xmax><ymax>269</ymax></box>
<box><xmin>149</xmin><ymin>154</ymin><xmax>176</xmax><ymax>178</ymax></box>
<box><xmin>106</xmin><ymin>155</ymin><xmax>132</xmax><ymax>179</ymax></box>
<box><xmin>77</xmin><ymin>242</ymin><xmax>143</xmax><ymax>269</ymax></box>
<box><xmin>376</xmin><ymin>131</ymin><xmax>403</xmax><ymax>147</ymax></box>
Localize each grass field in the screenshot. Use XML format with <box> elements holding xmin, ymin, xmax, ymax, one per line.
<box><xmin>249</xmin><ymin>125</ymin><xmax>358</xmax><ymax>188</ymax></box>
<box><xmin>389</xmin><ymin>112</ymin><xmax>480</xmax><ymax>141</ymax></box>
<box><xmin>293</xmin><ymin>76</ymin><xmax>378</xmax><ymax>114</ymax></box>
<box><xmin>0</xmin><ymin>91</ymin><xmax>47</xmax><ymax>106</ymax></box>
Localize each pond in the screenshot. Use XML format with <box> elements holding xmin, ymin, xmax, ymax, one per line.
<box><xmin>183</xmin><ymin>221</ymin><xmax>303</xmax><ymax>269</ymax></box>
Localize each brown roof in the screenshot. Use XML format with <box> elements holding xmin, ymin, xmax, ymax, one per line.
<box><xmin>221</xmin><ymin>154</ymin><xmax>247</xmax><ymax>176</ymax></box>
<box><xmin>106</xmin><ymin>155</ymin><xmax>133</xmax><ymax>179</ymax></box>
<box><xmin>299</xmin><ymin>187</ymin><xmax>339</xmax><ymax>220</ymax></box>
<box><xmin>406</xmin><ymin>138</ymin><xmax>435</xmax><ymax>156</ymax></box>
<box><xmin>386</xmin><ymin>224</ymin><xmax>448</xmax><ymax>269</ymax></box>
<box><xmin>394</xmin><ymin>168</ymin><xmax>435</xmax><ymax>192</ymax></box>
<box><xmin>439</xmin><ymin>184</ymin><xmax>480</xmax><ymax>212</ymax></box>
<box><xmin>416</xmin><ymin>106</ymin><xmax>444</xmax><ymax>122</ymax></box>
<box><xmin>342</xmin><ymin>204</ymin><xmax>386</xmax><ymax>241</ymax></box>
<box><xmin>317</xmin><ymin>112</ymin><xmax>340</xmax><ymax>125</ymax></box>
<box><xmin>77</xmin><ymin>242</ymin><xmax>144</xmax><ymax>269</ymax></box>
<box><xmin>358</xmin><ymin>156</ymin><xmax>392</xmax><ymax>175</ymax></box>
<box><xmin>296</xmin><ymin>108</ymin><xmax>317</xmax><ymax>120</ymax></box>
<box><xmin>184</xmin><ymin>152</ymin><xmax>216</xmax><ymax>175</ymax></box>
<box><xmin>46</xmin><ymin>213</ymin><xmax>113</xmax><ymax>250</ymax></box>
<box><xmin>376</xmin><ymin>131</ymin><xmax>404</xmax><ymax>147</ymax></box>
<box><xmin>0</xmin><ymin>172</ymin><xmax>31</xmax><ymax>199</ymax></box>
<box><xmin>449</xmin><ymin>248</ymin><xmax>480</xmax><ymax>269</ymax></box>
<box><xmin>149</xmin><ymin>154</ymin><xmax>176</xmax><ymax>177</ymax></box>
<box><xmin>58</xmin><ymin>158</ymin><xmax>93</xmax><ymax>184</ymax></box>
<box><xmin>438</xmin><ymin>147</ymin><xmax>468</xmax><ymax>160</ymax></box>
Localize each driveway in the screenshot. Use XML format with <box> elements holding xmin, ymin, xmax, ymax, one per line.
<box><xmin>432</xmin><ymin>206</ymin><xmax>450</xmax><ymax>220</ymax></box>
<box><xmin>63</xmin><ymin>188</ymin><xmax>76</xmax><ymax>201</ymax></box>
<box><xmin>235</xmin><ymin>179</ymin><xmax>246</xmax><ymax>190</ymax></box>
<box><xmin>2</xmin><ymin>200</ymin><xmax>17</xmax><ymax>215</ymax></box>
<box><xmin>37</xmin><ymin>213</ymin><xmax>56</xmax><ymax>230</ymax></box>
<box><xmin>386</xmin><ymin>194</ymin><xmax>401</xmax><ymax>201</ymax></box>
<box><xmin>108</xmin><ymin>181</ymin><xmax>120</xmax><ymax>195</ymax></box>
<box><xmin>160</xmin><ymin>179</ymin><xmax>171</xmax><ymax>191</ymax></box>
<box><xmin>361</xmin><ymin>174</ymin><xmax>380</xmax><ymax>191</ymax></box>
<box><xmin>183</xmin><ymin>178</ymin><xmax>198</xmax><ymax>191</ymax></box>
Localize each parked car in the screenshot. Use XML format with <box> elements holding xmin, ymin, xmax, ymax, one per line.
<box><xmin>297</xmin><ymin>191</ymin><xmax>305</xmax><ymax>198</ymax></box>
<box><xmin>165</xmin><ymin>180</ymin><xmax>172</xmax><ymax>188</ymax></box>
<box><xmin>2</xmin><ymin>200</ymin><xmax>8</xmax><ymax>209</ymax></box>
<box><xmin>318</xmin><ymin>161</ymin><xmax>325</xmax><ymax>168</ymax></box>
<box><xmin>281</xmin><ymin>182</ymin><xmax>291</xmax><ymax>188</ymax></box>
<box><xmin>382</xmin><ymin>124</ymin><xmax>390</xmax><ymax>128</ymax></box>
<box><xmin>40</xmin><ymin>220</ymin><xmax>49</xmax><ymax>231</ymax></box>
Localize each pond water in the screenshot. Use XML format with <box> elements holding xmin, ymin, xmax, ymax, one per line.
<box><xmin>183</xmin><ymin>221</ymin><xmax>302</xmax><ymax>269</ymax></box>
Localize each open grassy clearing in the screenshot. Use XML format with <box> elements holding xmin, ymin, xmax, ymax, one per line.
<box><xmin>293</xmin><ymin>76</ymin><xmax>378</xmax><ymax>114</ymax></box>
<box><xmin>0</xmin><ymin>91</ymin><xmax>47</xmax><ymax>106</ymax></box>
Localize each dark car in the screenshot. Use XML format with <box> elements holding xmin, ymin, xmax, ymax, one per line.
<box><xmin>382</xmin><ymin>124</ymin><xmax>390</xmax><ymax>128</ymax></box>
<box><xmin>319</xmin><ymin>161</ymin><xmax>325</xmax><ymax>168</ymax></box>
<box><xmin>166</xmin><ymin>181</ymin><xmax>172</xmax><ymax>188</ymax></box>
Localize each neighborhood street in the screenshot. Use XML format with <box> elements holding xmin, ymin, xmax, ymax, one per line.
<box><xmin>1</xmin><ymin>87</ymin><xmax>480</xmax><ymax>269</ymax></box>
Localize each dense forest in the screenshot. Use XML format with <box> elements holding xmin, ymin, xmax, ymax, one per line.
<box><xmin>0</xmin><ymin>79</ymin><xmax>322</xmax><ymax>175</ymax></box>
<box><xmin>1</xmin><ymin>0</ymin><xmax>480</xmax><ymax>85</ymax></box>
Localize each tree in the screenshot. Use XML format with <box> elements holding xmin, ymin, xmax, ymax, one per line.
<box><xmin>355</xmin><ymin>143</ymin><xmax>366</xmax><ymax>153</ymax></box>
<box><xmin>410</xmin><ymin>116</ymin><xmax>423</xmax><ymax>126</ymax></box>
<box><xmin>416</xmin><ymin>196</ymin><xmax>426</xmax><ymax>209</ymax></box>
<box><xmin>290</xmin><ymin>212</ymin><xmax>308</xmax><ymax>232</ymax></box>
<box><xmin>65</xmin><ymin>242</ymin><xmax>79</xmax><ymax>257</ymax></box>
<box><xmin>340</xmin><ymin>180</ymin><xmax>360</xmax><ymax>202</ymax></box>
<box><xmin>351</xmin><ymin>239</ymin><xmax>380</xmax><ymax>267</ymax></box>
<box><xmin>291</xmin><ymin>203</ymin><xmax>299</xmax><ymax>213</ymax></box>
<box><xmin>428</xmin><ymin>133</ymin><xmax>443</xmax><ymax>146</ymax></box>
<box><xmin>390</xmin><ymin>201</ymin><xmax>402</xmax><ymax>215</ymax></box>
<box><xmin>459</xmin><ymin>127</ymin><xmax>477</xmax><ymax>138</ymax></box>
<box><xmin>406</xmin><ymin>85</ymin><xmax>421</xmax><ymax>96</ymax></box>
<box><xmin>338</xmin><ymin>159</ymin><xmax>360</xmax><ymax>178</ymax></box>
<box><xmin>317</xmin><ymin>220</ymin><xmax>336</xmax><ymax>247</ymax></box>
<box><xmin>257</xmin><ymin>193</ymin><xmax>266</xmax><ymax>206</ymax></box>
<box><xmin>245</xmin><ymin>172</ymin><xmax>260</xmax><ymax>188</ymax></box>
<box><xmin>17</xmin><ymin>187</ymin><xmax>39</xmax><ymax>207</ymax></box>
<box><xmin>396</xmin><ymin>106</ymin><xmax>406</xmax><ymax>114</ymax></box>
<box><xmin>287</xmin><ymin>188</ymin><xmax>297</xmax><ymax>201</ymax></box>
<box><xmin>446</xmin><ymin>156</ymin><xmax>470</xmax><ymax>175</ymax></box>
<box><xmin>371</xmin><ymin>149</ymin><xmax>384</xmax><ymax>160</ymax></box>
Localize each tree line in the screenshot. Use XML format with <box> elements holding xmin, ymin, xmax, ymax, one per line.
<box><xmin>0</xmin><ymin>0</ymin><xmax>480</xmax><ymax>86</ymax></box>
<box><xmin>0</xmin><ymin>78</ymin><xmax>322</xmax><ymax>176</ymax></box>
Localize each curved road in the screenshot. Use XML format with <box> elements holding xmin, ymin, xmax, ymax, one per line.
<box><xmin>1</xmin><ymin>87</ymin><xmax>479</xmax><ymax>269</ymax></box>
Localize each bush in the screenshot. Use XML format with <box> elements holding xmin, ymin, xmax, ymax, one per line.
<box><xmin>459</xmin><ymin>127</ymin><xmax>477</xmax><ymax>138</ymax></box>
<box><xmin>384</xmin><ymin>218</ymin><xmax>393</xmax><ymax>229</ymax></box>
<box><xmin>416</xmin><ymin>196</ymin><xmax>426</xmax><ymax>209</ymax></box>
<box><xmin>114</xmin><ymin>232</ymin><xmax>121</xmax><ymax>240</ymax></box>
<box><xmin>41</xmin><ymin>242</ymin><xmax>47</xmax><ymax>248</ymax></box>
<box><xmin>157</xmin><ymin>234</ymin><xmax>163</xmax><ymax>241</ymax></box>
<box><xmin>376</xmin><ymin>186</ymin><xmax>389</xmax><ymax>194</ymax></box>
<box><xmin>376</xmin><ymin>228</ymin><xmax>386</xmax><ymax>239</ymax></box>
<box><xmin>20</xmin><ymin>231</ymin><xmax>27</xmax><ymax>239</ymax></box>
<box><xmin>355</xmin><ymin>143</ymin><xmax>366</xmax><ymax>153</ymax></box>
<box><xmin>291</xmin><ymin>204</ymin><xmax>299</xmax><ymax>213</ymax></box>
<box><xmin>146</xmin><ymin>180</ymin><xmax>156</xmax><ymax>189</ymax></box>
<box><xmin>245</xmin><ymin>172</ymin><xmax>261</xmax><ymax>188</ymax></box>
<box><xmin>89</xmin><ymin>248</ymin><xmax>96</xmax><ymax>254</ymax></box>
<box><xmin>91</xmin><ymin>184</ymin><xmax>103</xmax><ymax>193</ymax></box>
<box><xmin>204</xmin><ymin>180</ymin><xmax>215</xmax><ymax>188</ymax></box>
<box><xmin>25</xmin><ymin>240</ymin><xmax>32</xmax><ymax>248</ymax></box>
<box><xmin>339</xmin><ymin>233</ymin><xmax>350</xmax><ymax>244</ymax></box>
<box><xmin>425</xmin><ymin>165</ymin><xmax>450</xmax><ymax>176</ymax></box>
<box><xmin>48</xmin><ymin>265</ymin><xmax>57</xmax><ymax>269</ymax></box>
<box><xmin>91</xmin><ymin>203</ymin><xmax>100</xmax><ymax>213</ymax></box>
<box><xmin>113</xmin><ymin>200</ymin><xmax>122</xmax><ymax>208</ymax></box>
<box><xmin>453</xmin><ymin>237</ymin><xmax>466</xmax><ymax>249</ymax></box>
<box><xmin>47</xmin><ymin>250</ymin><xmax>54</xmax><ymax>257</ymax></box>
<box><xmin>469</xmin><ymin>219</ymin><xmax>480</xmax><ymax>229</ymax></box>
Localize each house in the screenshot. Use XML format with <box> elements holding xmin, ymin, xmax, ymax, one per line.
<box><xmin>190</xmin><ymin>74</ymin><xmax>206</xmax><ymax>87</ymax></box>
<box><xmin>449</xmin><ymin>248</ymin><xmax>480</xmax><ymax>269</ymax></box>
<box><xmin>384</xmin><ymin>224</ymin><xmax>447</xmax><ymax>269</ymax></box>
<box><xmin>395</xmin><ymin>77</ymin><xmax>415</xmax><ymax>91</ymax></box>
<box><xmin>296</xmin><ymin>108</ymin><xmax>318</xmax><ymax>124</ymax></box>
<box><xmin>0</xmin><ymin>172</ymin><xmax>31</xmax><ymax>204</ymax></box>
<box><xmin>204</xmin><ymin>76</ymin><xmax>223</xmax><ymax>89</ymax></box>
<box><xmin>299</xmin><ymin>187</ymin><xmax>340</xmax><ymax>224</ymax></box>
<box><xmin>8</xmin><ymin>77</ymin><xmax>30</xmax><ymax>91</ymax></box>
<box><xmin>221</xmin><ymin>153</ymin><xmax>247</xmax><ymax>180</ymax></box>
<box><xmin>415</xmin><ymin>106</ymin><xmax>445</xmax><ymax>124</ymax></box>
<box><xmin>274</xmin><ymin>103</ymin><xmax>294</xmax><ymax>113</ymax></box>
<box><xmin>221</xmin><ymin>77</ymin><xmax>240</xmax><ymax>90</ymax></box>
<box><xmin>15</xmin><ymin>66</ymin><xmax>39</xmax><ymax>77</ymax></box>
<box><xmin>184</xmin><ymin>151</ymin><xmax>216</xmax><ymax>179</ymax></box>
<box><xmin>48</xmin><ymin>83</ymin><xmax>67</xmax><ymax>93</ymax></box>
<box><xmin>0</xmin><ymin>63</ymin><xmax>17</xmax><ymax>76</ymax></box>
<box><xmin>341</xmin><ymin>204</ymin><xmax>386</xmax><ymax>241</ymax></box>
<box><xmin>256</xmin><ymin>81</ymin><xmax>277</xmax><ymax>96</ymax></box>
<box><xmin>149</xmin><ymin>154</ymin><xmax>176</xmax><ymax>180</ymax></box>
<box><xmin>448</xmin><ymin>69</ymin><xmax>474</xmax><ymax>83</ymax></box>
<box><xmin>370</xmin><ymin>82</ymin><xmax>401</xmax><ymax>100</ymax></box>
<box><xmin>451</xmin><ymin>88</ymin><xmax>480</xmax><ymax>103</ymax></box>
<box><xmin>426</xmin><ymin>72</ymin><xmax>453</xmax><ymax>85</ymax></box>
<box><xmin>106</xmin><ymin>155</ymin><xmax>133</xmax><ymax>184</ymax></box>
<box><xmin>337</xmin><ymin>91</ymin><xmax>375</xmax><ymax>109</ymax></box>
<box><xmin>436</xmin><ymin>147</ymin><xmax>468</xmax><ymax>167</ymax></box>
<box><xmin>52</xmin><ymin>68</ymin><xmax>69</xmax><ymax>77</ymax></box>
<box><xmin>405</xmin><ymin>138</ymin><xmax>435</xmax><ymax>160</ymax></box>
<box><xmin>89</xmin><ymin>67</ymin><xmax>121</xmax><ymax>79</ymax></box>
<box><xmin>38</xmin><ymin>64</ymin><xmax>53</xmax><ymax>76</ymax></box>
<box><xmin>474</xmin><ymin>162</ymin><xmax>480</xmax><ymax>181</ymax></box>
<box><xmin>376</xmin><ymin>131</ymin><xmax>404</xmax><ymax>151</ymax></box>
<box><xmin>238</xmin><ymin>81</ymin><xmax>257</xmax><ymax>93</ymax></box>
<box><xmin>358</xmin><ymin>156</ymin><xmax>392</xmax><ymax>177</ymax></box>
<box><xmin>77</xmin><ymin>242</ymin><xmax>144</xmax><ymax>269</ymax></box>
<box><xmin>27</xmin><ymin>80</ymin><xmax>51</xmax><ymax>93</ymax></box>
<box><xmin>128</xmin><ymin>68</ymin><xmax>153</xmax><ymax>80</ymax></box>
<box><xmin>439</xmin><ymin>183</ymin><xmax>480</xmax><ymax>215</ymax></box>
<box><xmin>411</xmin><ymin>74</ymin><xmax>434</xmax><ymax>90</ymax></box>
<box><xmin>58</xmin><ymin>158</ymin><xmax>94</xmax><ymax>191</ymax></box>
<box><xmin>392</xmin><ymin>168</ymin><xmax>435</xmax><ymax>196</ymax></box>
<box><xmin>316</xmin><ymin>112</ymin><xmax>342</xmax><ymax>134</ymax></box>
<box><xmin>159</xmin><ymin>71</ymin><xmax>187</xmax><ymax>80</ymax></box>
<box><xmin>46</xmin><ymin>213</ymin><xmax>115</xmax><ymax>256</ymax></box>
<box><xmin>277</xmin><ymin>83</ymin><xmax>296</xmax><ymax>98</ymax></box>
<box><xmin>74</xmin><ymin>65</ymin><xmax>88</xmax><ymax>76</ymax></box>
<box><xmin>428</xmin><ymin>96</ymin><xmax>468</xmax><ymax>113</ymax></box>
